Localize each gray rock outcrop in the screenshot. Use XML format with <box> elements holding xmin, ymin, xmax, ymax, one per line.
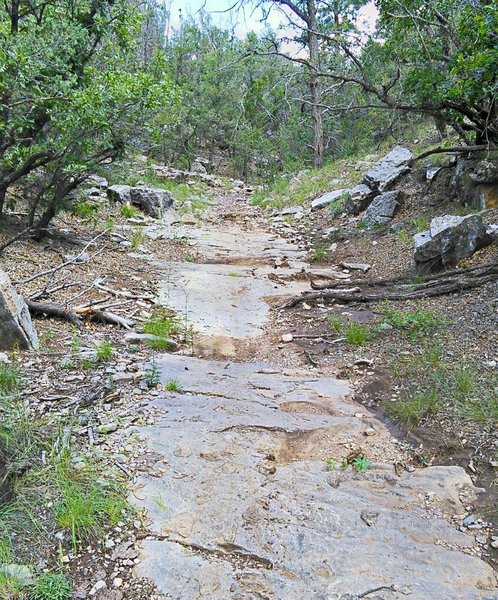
<box><xmin>363</xmin><ymin>190</ymin><xmax>400</xmax><ymax>227</ymax></box>
<box><xmin>364</xmin><ymin>146</ymin><xmax>413</xmax><ymax>192</ymax></box>
<box><xmin>107</xmin><ymin>184</ymin><xmax>132</xmax><ymax>204</ymax></box>
<box><xmin>414</xmin><ymin>214</ymin><xmax>491</xmax><ymax>272</ymax></box>
<box><xmin>0</xmin><ymin>271</ymin><xmax>39</xmax><ymax>351</ymax></box>
<box><xmin>311</xmin><ymin>188</ymin><xmax>350</xmax><ymax>211</ymax></box>
<box><xmin>107</xmin><ymin>185</ymin><xmax>174</xmax><ymax>219</ymax></box>
<box><xmin>345</xmin><ymin>183</ymin><xmax>374</xmax><ymax>214</ymax></box>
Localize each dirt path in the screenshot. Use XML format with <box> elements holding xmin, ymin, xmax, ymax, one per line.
<box><xmin>130</xmin><ymin>196</ymin><xmax>497</xmax><ymax>599</ymax></box>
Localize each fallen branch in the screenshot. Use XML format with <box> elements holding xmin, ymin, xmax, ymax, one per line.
<box><xmin>0</xmin><ymin>227</ymin><xmax>33</xmax><ymax>255</ymax></box>
<box><xmin>15</xmin><ymin>229</ymin><xmax>109</xmax><ymax>285</ymax></box>
<box><xmin>26</xmin><ymin>300</ymin><xmax>82</xmax><ymax>327</ymax></box>
<box><xmin>26</xmin><ymin>300</ymin><xmax>134</xmax><ymax>329</ymax></box>
<box><xmin>281</xmin><ymin>264</ymin><xmax>498</xmax><ymax>308</ymax></box>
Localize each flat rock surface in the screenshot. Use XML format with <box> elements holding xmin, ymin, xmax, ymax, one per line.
<box><xmin>132</xmin><ymin>208</ymin><xmax>497</xmax><ymax>599</ymax></box>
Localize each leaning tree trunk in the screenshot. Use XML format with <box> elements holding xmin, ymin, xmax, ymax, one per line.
<box><xmin>307</xmin><ymin>0</ymin><xmax>324</xmax><ymax>169</ymax></box>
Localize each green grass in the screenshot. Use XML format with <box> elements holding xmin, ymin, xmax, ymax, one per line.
<box><xmin>228</xmin><ymin>271</ymin><xmax>239</xmax><ymax>278</ymax></box>
<box><xmin>344</xmin><ymin>323</ymin><xmax>369</xmax><ymax>346</ymax></box>
<box><xmin>329</xmin><ymin>316</ymin><xmax>344</xmax><ymax>333</ymax></box>
<box><xmin>143</xmin><ymin>308</ymin><xmax>181</xmax><ymax>350</ymax></box>
<box><xmin>310</xmin><ymin>244</ymin><xmax>328</xmax><ymax>263</ymax></box>
<box><xmin>386</xmin><ymin>343</ymin><xmax>496</xmax><ymax>428</ymax></box>
<box><xmin>165</xmin><ymin>379</ymin><xmax>182</xmax><ymax>392</ymax></box>
<box><xmin>121</xmin><ymin>203</ymin><xmax>138</xmax><ymax>218</ymax></box>
<box><xmin>71</xmin><ymin>200</ymin><xmax>99</xmax><ymax>218</ymax></box>
<box><xmin>30</xmin><ymin>573</ymin><xmax>72</xmax><ymax>600</ymax></box>
<box><xmin>252</xmin><ymin>158</ymin><xmax>361</xmax><ymax>210</ymax></box>
<box><xmin>411</xmin><ymin>216</ymin><xmax>430</xmax><ymax>232</ymax></box>
<box><xmin>381</xmin><ymin>305</ymin><xmax>442</xmax><ymax>339</ymax></box>
<box><xmin>352</xmin><ymin>456</ymin><xmax>371</xmax><ymax>472</ymax></box>
<box><xmin>95</xmin><ymin>341</ymin><xmax>114</xmax><ymax>362</ymax></box>
<box><xmin>395</xmin><ymin>227</ymin><xmax>412</xmax><ymax>243</ymax></box>
<box><xmin>130</xmin><ymin>228</ymin><xmax>146</xmax><ymax>250</ymax></box>
<box><xmin>0</xmin><ymin>364</ymin><xmax>20</xmax><ymax>395</ymax></box>
<box><xmin>386</xmin><ymin>388</ymin><xmax>440</xmax><ymax>428</ymax></box>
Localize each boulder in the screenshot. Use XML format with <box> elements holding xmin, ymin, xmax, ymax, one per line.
<box><xmin>107</xmin><ymin>185</ymin><xmax>132</xmax><ymax>204</ymax></box>
<box><xmin>0</xmin><ymin>271</ymin><xmax>39</xmax><ymax>351</ymax></box>
<box><xmin>311</xmin><ymin>189</ymin><xmax>350</xmax><ymax>211</ymax></box>
<box><xmin>450</xmin><ymin>157</ymin><xmax>498</xmax><ymax>209</ymax></box>
<box><xmin>129</xmin><ymin>187</ymin><xmax>174</xmax><ymax>219</ymax></box>
<box><xmin>190</xmin><ymin>160</ymin><xmax>208</xmax><ymax>175</ymax></box>
<box><xmin>363</xmin><ymin>191</ymin><xmax>400</xmax><ymax>227</ymax></box>
<box><xmin>345</xmin><ymin>183</ymin><xmax>374</xmax><ymax>214</ymax></box>
<box><xmin>414</xmin><ymin>214</ymin><xmax>491</xmax><ymax>272</ymax></box>
<box><xmin>107</xmin><ymin>185</ymin><xmax>174</xmax><ymax>219</ymax></box>
<box><xmin>363</xmin><ymin>146</ymin><xmax>413</xmax><ymax>192</ymax></box>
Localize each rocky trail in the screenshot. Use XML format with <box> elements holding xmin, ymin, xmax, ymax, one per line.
<box><xmin>126</xmin><ymin>195</ymin><xmax>497</xmax><ymax>599</ymax></box>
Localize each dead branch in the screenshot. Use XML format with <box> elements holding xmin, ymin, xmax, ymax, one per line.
<box><xmin>26</xmin><ymin>300</ymin><xmax>82</xmax><ymax>327</ymax></box>
<box><xmin>0</xmin><ymin>227</ymin><xmax>33</xmax><ymax>255</ymax></box>
<box><xmin>281</xmin><ymin>264</ymin><xmax>498</xmax><ymax>308</ymax></box>
<box><xmin>14</xmin><ymin>229</ymin><xmax>109</xmax><ymax>285</ymax></box>
<box><xmin>414</xmin><ymin>144</ymin><xmax>494</xmax><ymax>161</ymax></box>
<box><xmin>26</xmin><ymin>300</ymin><xmax>135</xmax><ymax>329</ymax></box>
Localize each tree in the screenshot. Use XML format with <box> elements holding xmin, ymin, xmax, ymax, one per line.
<box><xmin>0</xmin><ymin>0</ymin><xmax>177</xmax><ymax>233</ymax></box>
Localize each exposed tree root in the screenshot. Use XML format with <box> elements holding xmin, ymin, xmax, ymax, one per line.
<box><xmin>280</xmin><ymin>263</ymin><xmax>498</xmax><ymax>308</ymax></box>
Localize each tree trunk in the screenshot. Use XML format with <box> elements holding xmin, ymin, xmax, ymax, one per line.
<box><xmin>307</xmin><ymin>0</ymin><xmax>324</xmax><ymax>169</ymax></box>
<box><xmin>0</xmin><ymin>185</ymin><xmax>7</xmax><ymax>218</ymax></box>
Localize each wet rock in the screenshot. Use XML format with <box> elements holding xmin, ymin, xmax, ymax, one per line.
<box><xmin>311</xmin><ymin>189</ymin><xmax>350</xmax><ymax>211</ymax></box>
<box><xmin>345</xmin><ymin>183</ymin><xmax>374</xmax><ymax>214</ymax></box>
<box><xmin>363</xmin><ymin>146</ymin><xmax>413</xmax><ymax>192</ymax></box>
<box><xmin>0</xmin><ymin>270</ymin><xmax>39</xmax><ymax>351</ymax></box>
<box><xmin>414</xmin><ymin>214</ymin><xmax>491</xmax><ymax>272</ymax></box>
<box><xmin>363</xmin><ymin>191</ymin><xmax>400</xmax><ymax>227</ymax></box>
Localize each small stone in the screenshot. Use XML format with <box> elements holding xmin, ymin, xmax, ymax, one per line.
<box><xmin>98</xmin><ymin>423</ymin><xmax>118</xmax><ymax>434</ymax></box>
<box><xmin>89</xmin><ymin>580</ymin><xmax>106</xmax><ymax>596</ymax></box>
<box><xmin>113</xmin><ymin>578</ymin><xmax>123</xmax><ymax>588</ymax></box>
<box><xmin>180</xmin><ymin>213</ymin><xmax>196</xmax><ymax>225</ymax></box>
<box><xmin>302</xmin><ymin>303</ymin><xmax>311</xmax><ymax>310</ymax></box>
<box><xmin>281</xmin><ymin>334</ymin><xmax>293</xmax><ymax>343</ymax></box>
<box><xmin>364</xmin><ymin>427</ymin><xmax>376</xmax><ymax>436</ymax></box>
<box><xmin>463</xmin><ymin>514</ymin><xmax>477</xmax><ymax>527</ymax></box>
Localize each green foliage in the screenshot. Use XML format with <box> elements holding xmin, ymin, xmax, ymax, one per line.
<box><xmin>352</xmin><ymin>456</ymin><xmax>371</xmax><ymax>472</ymax></box>
<box><xmin>145</xmin><ymin>361</ymin><xmax>161</xmax><ymax>388</ymax></box>
<box><xmin>143</xmin><ymin>308</ymin><xmax>179</xmax><ymax>349</ymax></box>
<box><xmin>387</xmin><ymin>389</ymin><xmax>440</xmax><ymax>428</ymax></box>
<box><xmin>165</xmin><ymin>379</ymin><xmax>182</xmax><ymax>392</ymax></box>
<box><xmin>311</xmin><ymin>244</ymin><xmax>328</xmax><ymax>263</ymax></box>
<box><xmin>326</xmin><ymin>458</ymin><xmax>336</xmax><ymax>471</ymax></box>
<box><xmin>95</xmin><ymin>341</ymin><xmax>114</xmax><ymax>362</ymax></box>
<box><xmin>120</xmin><ymin>204</ymin><xmax>138</xmax><ymax>218</ymax></box>
<box><xmin>381</xmin><ymin>305</ymin><xmax>442</xmax><ymax>339</ymax></box>
<box><xmin>344</xmin><ymin>323</ymin><xmax>369</xmax><ymax>346</ymax></box>
<box><xmin>130</xmin><ymin>229</ymin><xmax>146</xmax><ymax>250</ymax></box>
<box><xmin>0</xmin><ymin>364</ymin><xmax>20</xmax><ymax>396</ymax></box>
<box><xmin>71</xmin><ymin>201</ymin><xmax>100</xmax><ymax>218</ymax></box>
<box><xmin>30</xmin><ymin>573</ymin><xmax>72</xmax><ymax>600</ymax></box>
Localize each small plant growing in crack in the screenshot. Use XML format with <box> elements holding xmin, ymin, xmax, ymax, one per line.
<box><xmin>145</xmin><ymin>361</ymin><xmax>161</xmax><ymax>387</ymax></box>
<box><xmin>326</xmin><ymin>458</ymin><xmax>336</xmax><ymax>471</ymax></box>
<box><xmin>165</xmin><ymin>378</ymin><xmax>182</xmax><ymax>392</ymax></box>
<box><xmin>352</xmin><ymin>456</ymin><xmax>371</xmax><ymax>472</ymax></box>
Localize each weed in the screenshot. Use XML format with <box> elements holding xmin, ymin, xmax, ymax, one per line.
<box><xmin>121</xmin><ymin>203</ymin><xmax>138</xmax><ymax>218</ymax></box>
<box><xmin>72</xmin><ymin>200</ymin><xmax>99</xmax><ymax>218</ymax></box>
<box><xmin>81</xmin><ymin>358</ymin><xmax>95</xmax><ymax>370</ymax></box>
<box><xmin>0</xmin><ymin>364</ymin><xmax>20</xmax><ymax>395</ymax></box>
<box><xmin>345</xmin><ymin>323</ymin><xmax>368</xmax><ymax>346</ymax></box>
<box><xmin>130</xmin><ymin>228</ymin><xmax>146</xmax><ymax>250</ymax></box>
<box><xmin>228</xmin><ymin>271</ymin><xmax>239</xmax><ymax>278</ymax></box>
<box><xmin>60</xmin><ymin>357</ymin><xmax>74</xmax><ymax>370</ymax></box>
<box><xmin>95</xmin><ymin>341</ymin><xmax>114</xmax><ymax>362</ymax></box>
<box><xmin>70</xmin><ymin>334</ymin><xmax>81</xmax><ymax>352</ymax></box>
<box><xmin>381</xmin><ymin>305</ymin><xmax>442</xmax><ymax>339</ymax></box>
<box><xmin>326</xmin><ymin>458</ymin><xmax>336</xmax><ymax>471</ymax></box>
<box><xmin>352</xmin><ymin>456</ymin><xmax>371</xmax><ymax>472</ymax></box>
<box><xmin>165</xmin><ymin>379</ymin><xmax>182</xmax><ymax>392</ymax></box>
<box><xmin>143</xmin><ymin>309</ymin><xmax>179</xmax><ymax>350</ymax></box>
<box><xmin>357</xmin><ymin>220</ymin><xmax>367</xmax><ymax>230</ymax></box>
<box><xmin>145</xmin><ymin>361</ymin><xmax>161</xmax><ymax>388</ymax></box>
<box><xmin>102</xmin><ymin>218</ymin><xmax>116</xmax><ymax>232</ymax></box>
<box><xmin>128</xmin><ymin>344</ymin><xmax>140</xmax><ymax>354</ymax></box>
<box><xmin>412</xmin><ymin>216</ymin><xmax>430</xmax><ymax>232</ymax></box>
<box><xmin>31</xmin><ymin>573</ymin><xmax>71</xmax><ymax>600</ymax></box>
<box><xmin>386</xmin><ymin>388</ymin><xmax>439</xmax><ymax>428</ymax></box>
<box><xmin>54</xmin><ymin>454</ymin><xmax>126</xmax><ymax>548</ymax></box>
<box><xmin>311</xmin><ymin>244</ymin><xmax>327</xmax><ymax>263</ymax></box>
<box><xmin>0</xmin><ymin>562</ymin><xmax>31</xmax><ymax>599</ymax></box>
<box><xmin>329</xmin><ymin>316</ymin><xmax>343</xmax><ymax>333</ymax></box>
<box><xmin>396</xmin><ymin>228</ymin><xmax>412</xmax><ymax>243</ymax></box>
